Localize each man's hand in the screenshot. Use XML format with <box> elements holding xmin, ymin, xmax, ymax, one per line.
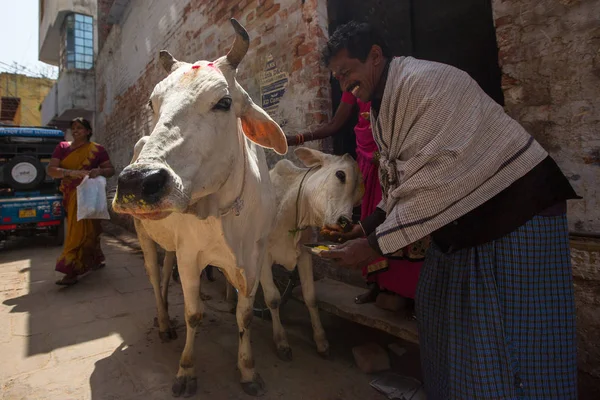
<box><xmin>319</xmin><ymin>238</ymin><xmax>381</xmax><ymax>269</ymax></box>
<box><xmin>322</xmin><ymin>223</ymin><xmax>364</xmax><ymax>243</ymax></box>
<box><xmin>286</xmin><ymin>135</ymin><xmax>298</xmax><ymax>147</ymax></box>
<box><xmin>88</xmin><ymin>168</ymin><xmax>102</xmax><ymax>179</ymax></box>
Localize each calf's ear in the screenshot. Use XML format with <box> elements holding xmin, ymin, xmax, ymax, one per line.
<box><xmin>294</xmin><ymin>147</ymin><xmax>326</xmax><ymax>168</ymax></box>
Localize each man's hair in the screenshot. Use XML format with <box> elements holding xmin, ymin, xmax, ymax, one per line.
<box><xmin>322</xmin><ymin>21</ymin><xmax>390</xmax><ymax>66</ymax></box>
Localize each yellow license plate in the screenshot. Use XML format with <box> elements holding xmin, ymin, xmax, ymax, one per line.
<box><xmin>19</xmin><ymin>209</ymin><xmax>36</xmax><ymax>218</ymax></box>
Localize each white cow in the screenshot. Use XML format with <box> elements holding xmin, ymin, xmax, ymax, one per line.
<box><xmin>259</xmin><ymin>147</ymin><xmax>363</xmax><ymax>359</ymax></box>
<box><xmin>112</xmin><ymin>19</ymin><xmax>287</xmax><ymax>397</ymax></box>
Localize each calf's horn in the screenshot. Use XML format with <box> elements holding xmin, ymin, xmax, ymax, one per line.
<box><xmin>226</xmin><ymin>18</ymin><xmax>250</xmax><ymax>68</ymax></box>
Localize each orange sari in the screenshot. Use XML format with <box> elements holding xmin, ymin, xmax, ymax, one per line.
<box><xmin>55</xmin><ymin>142</ymin><xmax>108</xmax><ymax>276</ymax></box>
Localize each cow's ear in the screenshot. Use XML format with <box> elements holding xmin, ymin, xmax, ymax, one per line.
<box><xmin>159</xmin><ymin>50</ymin><xmax>183</xmax><ymax>73</ymax></box>
<box><xmin>294</xmin><ymin>147</ymin><xmax>326</xmax><ymax>168</ymax></box>
<box><xmin>240</xmin><ymin>102</ymin><xmax>288</xmax><ymax>155</ymax></box>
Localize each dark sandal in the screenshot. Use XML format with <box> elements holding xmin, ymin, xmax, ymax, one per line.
<box><xmin>354</xmin><ymin>283</ymin><xmax>380</xmax><ymax>304</ymax></box>
<box><xmin>56</xmin><ymin>277</ymin><xmax>78</xmax><ymax>286</ymax></box>
<box><xmin>92</xmin><ymin>262</ymin><xmax>106</xmax><ymax>271</ymax></box>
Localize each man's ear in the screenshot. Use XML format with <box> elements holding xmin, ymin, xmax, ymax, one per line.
<box><xmin>370</xmin><ymin>45</ymin><xmax>384</xmax><ymax>66</ymax></box>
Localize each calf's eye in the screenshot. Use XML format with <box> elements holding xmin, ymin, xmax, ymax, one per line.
<box><xmin>213</xmin><ymin>96</ymin><xmax>232</xmax><ymax>111</ymax></box>
<box><xmin>335</xmin><ymin>170</ymin><xmax>346</xmax><ymax>183</ymax></box>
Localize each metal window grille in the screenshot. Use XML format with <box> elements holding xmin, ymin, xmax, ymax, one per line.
<box><xmin>60</xmin><ymin>13</ymin><xmax>94</xmax><ymax>71</ymax></box>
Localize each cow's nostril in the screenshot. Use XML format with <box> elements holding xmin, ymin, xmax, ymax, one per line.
<box><xmin>142</xmin><ymin>169</ymin><xmax>169</xmax><ymax>198</ymax></box>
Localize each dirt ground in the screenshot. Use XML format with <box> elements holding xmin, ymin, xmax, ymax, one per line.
<box><xmin>0</xmin><ymin>235</ymin><xmax>422</xmax><ymax>400</ymax></box>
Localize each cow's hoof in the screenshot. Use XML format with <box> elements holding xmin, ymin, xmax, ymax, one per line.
<box><xmin>205</xmin><ymin>266</ymin><xmax>216</xmax><ymax>282</ymax></box>
<box><xmin>317</xmin><ymin>347</ymin><xmax>331</xmax><ymax>359</ymax></box>
<box><xmin>153</xmin><ymin>317</ymin><xmax>159</xmax><ymax>327</ymax></box>
<box><xmin>159</xmin><ymin>327</ymin><xmax>178</xmax><ymax>342</ymax></box>
<box><xmin>276</xmin><ymin>346</ymin><xmax>293</xmax><ymax>362</ymax></box>
<box><xmin>172</xmin><ymin>376</ymin><xmax>197</xmax><ymax>398</ymax></box>
<box><xmin>241</xmin><ymin>374</ymin><xmax>265</xmax><ymax>397</ymax></box>
<box><xmin>200</xmin><ymin>292</ymin><xmax>212</xmax><ymax>301</ymax></box>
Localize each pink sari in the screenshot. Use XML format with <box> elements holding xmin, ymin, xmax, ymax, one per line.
<box><xmin>341</xmin><ymin>92</ymin><xmax>425</xmax><ymax>299</ymax></box>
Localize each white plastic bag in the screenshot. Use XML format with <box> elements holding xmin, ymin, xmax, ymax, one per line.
<box><xmin>76</xmin><ymin>175</ymin><xmax>110</xmax><ymax>221</ymax></box>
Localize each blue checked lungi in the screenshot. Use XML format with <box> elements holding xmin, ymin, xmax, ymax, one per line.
<box><xmin>416</xmin><ymin>214</ymin><xmax>577</xmax><ymax>399</ymax></box>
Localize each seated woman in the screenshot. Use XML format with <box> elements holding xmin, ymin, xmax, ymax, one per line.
<box><xmin>287</xmin><ymin>91</ymin><xmax>427</xmax><ymax>305</ymax></box>
<box><xmin>47</xmin><ymin>118</ymin><xmax>115</xmax><ymax>286</ymax></box>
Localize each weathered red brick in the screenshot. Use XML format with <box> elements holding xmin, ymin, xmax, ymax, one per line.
<box><xmin>352</xmin><ymin>343</ymin><xmax>391</xmax><ymax>374</ymax></box>
<box><xmin>256</xmin><ymin>0</ymin><xmax>274</xmax><ymax>16</ymax></box>
<box><xmin>279</xmin><ymin>8</ymin><xmax>288</xmax><ymax>21</ymax></box>
<box><xmin>262</xmin><ymin>3</ymin><xmax>280</xmax><ymax>19</ymax></box>
<box><xmin>291</xmin><ymin>58</ymin><xmax>303</xmax><ymax>73</ymax></box>
<box><xmin>251</xmin><ymin>36</ymin><xmax>262</xmax><ymax>48</ymax></box>
<box><xmin>495</xmin><ymin>15</ymin><xmax>512</xmax><ymax>27</ymax></box>
<box><xmin>296</xmin><ymin>43</ymin><xmax>313</xmax><ymax>57</ymax></box>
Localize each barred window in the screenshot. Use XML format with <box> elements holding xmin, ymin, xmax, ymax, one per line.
<box><xmin>60</xmin><ymin>13</ymin><xmax>94</xmax><ymax>71</ymax></box>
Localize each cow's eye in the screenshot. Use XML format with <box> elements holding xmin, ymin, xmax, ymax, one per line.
<box><xmin>335</xmin><ymin>170</ymin><xmax>346</xmax><ymax>183</ymax></box>
<box><xmin>213</xmin><ymin>96</ymin><xmax>232</xmax><ymax>111</ymax></box>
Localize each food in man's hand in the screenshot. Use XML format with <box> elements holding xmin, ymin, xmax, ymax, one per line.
<box><xmin>309</xmin><ymin>244</ymin><xmax>335</xmax><ymax>255</ymax></box>
<box><xmin>320</xmin><ymin>225</ymin><xmax>343</xmax><ymax>237</ymax></box>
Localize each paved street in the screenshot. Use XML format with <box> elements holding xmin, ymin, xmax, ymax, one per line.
<box><xmin>0</xmin><ymin>234</ymin><xmax>420</xmax><ymax>400</ymax></box>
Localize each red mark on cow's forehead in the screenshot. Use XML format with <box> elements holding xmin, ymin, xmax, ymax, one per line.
<box><xmin>191</xmin><ymin>65</ymin><xmax>201</xmax><ymax>70</ymax></box>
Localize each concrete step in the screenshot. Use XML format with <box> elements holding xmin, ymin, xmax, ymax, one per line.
<box><xmin>293</xmin><ymin>278</ymin><xmax>419</xmax><ymax>344</ymax></box>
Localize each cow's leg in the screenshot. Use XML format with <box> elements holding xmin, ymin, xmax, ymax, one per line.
<box><xmin>136</xmin><ymin>225</ymin><xmax>173</xmax><ymax>342</ymax></box>
<box><xmin>171</xmin><ymin>257</ymin><xmax>203</xmax><ymax>398</ymax></box>
<box><xmin>298</xmin><ymin>251</ymin><xmax>329</xmax><ymax>357</ymax></box>
<box><xmin>159</xmin><ymin>251</ymin><xmax>177</xmax><ymax>339</ymax></box>
<box><xmin>236</xmin><ymin>289</ymin><xmax>265</xmax><ymax>396</ymax></box>
<box><xmin>225</xmin><ymin>280</ymin><xmax>237</xmax><ymax>313</ymax></box>
<box><xmin>161</xmin><ymin>251</ymin><xmax>175</xmax><ymax>303</ymax></box>
<box><xmin>260</xmin><ymin>261</ymin><xmax>292</xmax><ymax>361</ymax></box>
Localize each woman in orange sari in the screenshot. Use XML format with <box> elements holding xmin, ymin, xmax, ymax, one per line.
<box><xmin>47</xmin><ymin>118</ymin><xmax>115</xmax><ymax>286</ymax></box>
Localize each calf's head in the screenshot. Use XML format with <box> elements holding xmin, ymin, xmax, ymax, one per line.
<box><xmin>295</xmin><ymin>148</ymin><xmax>364</xmax><ymax>227</ymax></box>
<box><xmin>113</xmin><ymin>19</ymin><xmax>287</xmax><ymax>220</ymax></box>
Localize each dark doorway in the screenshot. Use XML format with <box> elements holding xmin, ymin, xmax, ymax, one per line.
<box><xmin>326</xmin><ymin>0</ymin><xmax>503</xmax><ymax>156</ymax></box>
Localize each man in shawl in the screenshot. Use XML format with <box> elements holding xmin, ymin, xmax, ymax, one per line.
<box><xmin>321</xmin><ymin>21</ymin><xmax>579</xmax><ymax>399</ymax></box>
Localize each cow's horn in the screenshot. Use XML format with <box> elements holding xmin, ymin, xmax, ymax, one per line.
<box><xmin>159</xmin><ymin>50</ymin><xmax>181</xmax><ymax>73</ymax></box>
<box><xmin>226</xmin><ymin>18</ymin><xmax>250</xmax><ymax>68</ymax></box>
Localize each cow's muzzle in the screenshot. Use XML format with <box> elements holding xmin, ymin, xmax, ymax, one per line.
<box><xmin>113</xmin><ymin>165</ymin><xmax>178</xmax><ymax>218</ymax></box>
<box><xmin>118</xmin><ymin>167</ymin><xmax>169</xmax><ymax>202</ymax></box>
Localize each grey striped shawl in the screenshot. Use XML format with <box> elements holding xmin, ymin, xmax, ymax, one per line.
<box><xmin>372</xmin><ymin>57</ymin><xmax>547</xmax><ymax>254</ymax></box>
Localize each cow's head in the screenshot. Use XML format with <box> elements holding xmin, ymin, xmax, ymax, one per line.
<box><xmin>113</xmin><ymin>19</ymin><xmax>287</xmax><ymax>220</ymax></box>
<box><xmin>294</xmin><ymin>147</ymin><xmax>364</xmax><ymax>227</ymax></box>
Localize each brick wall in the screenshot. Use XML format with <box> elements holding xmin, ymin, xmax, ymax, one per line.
<box><xmin>491</xmin><ymin>0</ymin><xmax>600</xmax><ymax>382</ymax></box>
<box><xmin>491</xmin><ymin>0</ymin><xmax>600</xmax><ymax>235</ymax></box>
<box><xmin>95</xmin><ymin>0</ymin><xmax>331</xmax><ymax>228</ymax></box>
<box><xmin>97</xmin><ymin>0</ymin><xmax>115</xmax><ymax>52</ymax></box>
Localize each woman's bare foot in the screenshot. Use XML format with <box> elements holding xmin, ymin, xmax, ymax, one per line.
<box><xmin>355</xmin><ymin>282</ymin><xmax>380</xmax><ymax>304</ymax></box>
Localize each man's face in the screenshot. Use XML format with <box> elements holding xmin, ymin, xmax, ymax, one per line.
<box><xmin>328</xmin><ymin>46</ymin><xmax>382</xmax><ymax>102</ymax></box>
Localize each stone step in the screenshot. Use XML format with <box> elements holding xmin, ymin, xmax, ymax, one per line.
<box><xmin>292</xmin><ymin>278</ymin><xmax>419</xmax><ymax>344</ymax></box>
